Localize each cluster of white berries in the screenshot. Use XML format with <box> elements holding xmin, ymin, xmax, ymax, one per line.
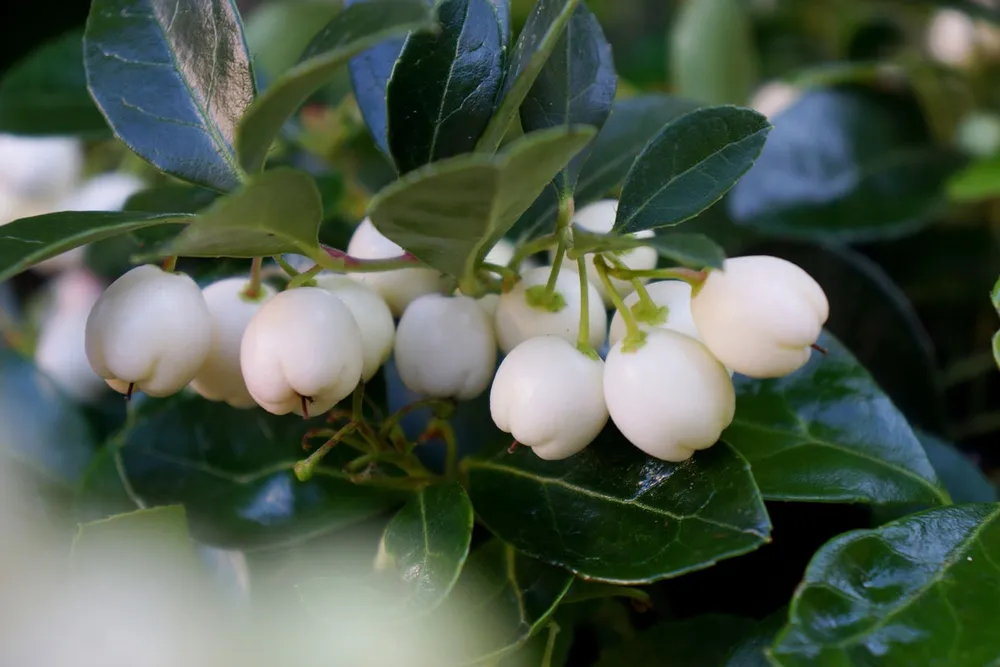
<box><xmin>79</xmin><ymin>199</ymin><xmax>828</xmax><ymax>465</ymax></box>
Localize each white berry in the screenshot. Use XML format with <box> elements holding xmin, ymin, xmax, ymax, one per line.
<box><xmin>189</xmin><ymin>278</ymin><xmax>276</xmax><ymax>408</ymax></box>
<box><xmin>346</xmin><ymin>218</ymin><xmax>449</xmax><ymax>316</ymax></box>
<box><xmin>0</xmin><ymin>134</ymin><xmax>82</xmax><ymax>201</ymax></box>
<box><xmin>314</xmin><ymin>274</ymin><xmax>395</xmax><ymax>382</ymax></box>
<box><xmin>494</xmin><ymin>265</ymin><xmax>606</xmax><ymax>354</ymax></box>
<box><xmin>85</xmin><ymin>265</ymin><xmax>212</xmax><ymax>397</ymax></box>
<box><xmin>553</xmin><ymin>200</ymin><xmax>658</xmax><ymax>306</ymax></box>
<box><xmin>240</xmin><ymin>287</ymin><xmax>364</xmax><ymax>417</ymax></box>
<box><xmin>490</xmin><ymin>336</ymin><xmax>607</xmax><ymax>460</ymax></box>
<box><xmin>608</xmin><ymin>280</ymin><xmax>702</xmax><ymax>348</ymax></box>
<box><xmin>394</xmin><ymin>294</ymin><xmax>496</xmax><ymax>400</ymax></box>
<box><xmin>604</xmin><ymin>329</ymin><xmax>735</xmax><ymax>462</ymax></box>
<box><xmin>690</xmin><ymin>255</ymin><xmax>829</xmax><ymax>378</ymax></box>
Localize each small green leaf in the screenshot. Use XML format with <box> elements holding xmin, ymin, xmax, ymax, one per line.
<box><xmin>369</xmin><ymin>126</ymin><xmax>595</xmax><ymax>277</ymax></box>
<box><xmin>387</xmin><ymin>0</ymin><xmax>504</xmax><ymax>173</ymax></box>
<box><xmin>519</xmin><ymin>1</ymin><xmax>615</xmax><ymax>192</ymax></box>
<box><xmin>0</xmin><ymin>30</ymin><xmax>107</xmax><ymax>137</ymax></box>
<box><xmin>476</xmin><ymin>0</ymin><xmax>581</xmax><ymax>153</ymax></box>
<box><xmin>377</xmin><ymin>481</ymin><xmax>473</xmax><ymax>612</ymax></box>
<box><xmin>723</xmin><ymin>331</ymin><xmax>947</xmax><ymax>506</ymax></box>
<box><xmin>947</xmin><ymin>154</ymin><xmax>1000</xmax><ymax>203</ymax></box>
<box><xmin>614</xmin><ymin>105</ymin><xmax>770</xmax><ymax>234</ymax></box>
<box><xmin>236</xmin><ymin>0</ymin><xmax>437</xmax><ymax>174</ymax></box>
<box><xmin>84</xmin><ymin>0</ymin><xmax>256</xmax><ymax>192</ymax></box>
<box><xmin>163</xmin><ymin>168</ymin><xmax>322</xmax><ymax>258</ymax></box>
<box><xmin>0</xmin><ymin>211</ymin><xmax>191</xmax><ymax>283</ymax></box>
<box><xmin>117</xmin><ymin>393</ymin><xmax>405</xmax><ymax>549</ymax></box>
<box><xmin>771</xmin><ymin>504</ymin><xmax>1000</xmax><ymax>666</ymax></box>
<box><xmin>464</xmin><ymin>436</ymin><xmax>770</xmax><ymax>584</ymax></box>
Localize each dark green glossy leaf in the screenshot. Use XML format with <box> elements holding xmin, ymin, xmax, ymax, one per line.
<box><xmin>84</xmin><ymin>0</ymin><xmax>256</xmax><ymax>192</ymax></box>
<box><xmin>947</xmin><ymin>154</ymin><xmax>1000</xmax><ymax>203</ymax></box>
<box><xmin>369</xmin><ymin>125</ymin><xmax>594</xmax><ymax>277</ymax></box>
<box><xmin>237</xmin><ymin>0</ymin><xmax>437</xmax><ymax>174</ymax></box>
<box><xmin>648</xmin><ymin>233</ymin><xmax>726</xmax><ymax>269</ymax></box>
<box><xmin>0</xmin><ymin>350</ymin><xmax>97</xmax><ymax>488</ymax></box>
<box><xmin>476</xmin><ymin>0</ymin><xmax>580</xmax><ymax>153</ymax></box>
<box><xmin>117</xmin><ymin>393</ymin><xmax>405</xmax><ymax>549</ymax></box>
<box><xmin>722</xmin><ymin>331</ymin><xmax>946</xmax><ymax>506</ymax></box>
<box><xmin>512</xmin><ymin>93</ymin><xmax>702</xmax><ymax>241</ymax></box>
<box><xmin>919</xmin><ymin>432</ymin><xmax>996</xmax><ymax>505</ymax></box>
<box><xmin>0</xmin><ymin>211</ymin><xmax>191</xmax><ymax>283</ymax></box>
<box><xmin>243</xmin><ymin>1</ymin><xmax>340</xmax><ymax>78</ymax></box>
<box><xmin>489</xmin><ymin>0</ymin><xmax>511</xmax><ymax>45</ymax></box>
<box><xmin>0</xmin><ymin>30</ymin><xmax>107</xmax><ymax>137</ymax></box>
<box><xmin>519</xmin><ymin>2</ymin><xmax>615</xmax><ymax>192</ymax></box>
<box><xmin>387</xmin><ymin>0</ymin><xmax>504</xmax><ymax>173</ymax></box>
<box><xmin>464</xmin><ymin>436</ymin><xmax>770</xmax><ymax>584</ymax></box>
<box><xmin>75</xmin><ymin>445</ymin><xmax>139</xmax><ymax>523</ymax></box>
<box><xmin>163</xmin><ymin>168</ymin><xmax>322</xmax><ymax>258</ymax></box>
<box><xmin>614</xmin><ymin>105</ymin><xmax>770</xmax><ymax>234</ymax></box>
<box><xmin>771</xmin><ymin>504</ymin><xmax>1000</xmax><ymax>666</ymax></box>
<box><xmin>728</xmin><ymin>87</ymin><xmax>965</xmax><ymax>242</ymax></box>
<box><xmin>377</xmin><ymin>481</ymin><xmax>473</xmax><ymax>612</ymax></box>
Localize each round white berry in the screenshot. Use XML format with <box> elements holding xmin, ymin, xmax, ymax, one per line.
<box><xmin>240</xmin><ymin>287</ymin><xmax>364</xmax><ymax>417</ymax></box>
<box><xmin>552</xmin><ymin>199</ymin><xmax>658</xmax><ymax>306</ymax></box>
<box><xmin>394</xmin><ymin>294</ymin><xmax>496</xmax><ymax>400</ymax></box>
<box><xmin>608</xmin><ymin>280</ymin><xmax>702</xmax><ymax>348</ymax></box>
<box><xmin>604</xmin><ymin>329</ymin><xmax>735</xmax><ymax>462</ymax></box>
<box><xmin>314</xmin><ymin>274</ymin><xmax>395</xmax><ymax>382</ymax></box>
<box><xmin>189</xmin><ymin>278</ymin><xmax>276</xmax><ymax>408</ymax></box>
<box><xmin>346</xmin><ymin>218</ymin><xmax>449</xmax><ymax>316</ymax></box>
<box><xmin>85</xmin><ymin>265</ymin><xmax>212</xmax><ymax>397</ymax></box>
<box><xmin>494</xmin><ymin>265</ymin><xmax>606</xmax><ymax>354</ymax></box>
<box><xmin>0</xmin><ymin>134</ymin><xmax>82</xmax><ymax>201</ymax></box>
<box><xmin>35</xmin><ymin>270</ymin><xmax>107</xmax><ymax>403</ymax></box>
<box><xmin>690</xmin><ymin>255</ymin><xmax>829</xmax><ymax>378</ymax></box>
<box><xmin>490</xmin><ymin>336</ymin><xmax>607</xmax><ymax>460</ymax></box>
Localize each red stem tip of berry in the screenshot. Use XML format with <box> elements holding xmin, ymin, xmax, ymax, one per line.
<box><xmin>300</xmin><ymin>395</ymin><xmax>315</xmax><ymax>419</ymax></box>
<box><xmin>810</xmin><ymin>343</ymin><xmax>828</xmax><ymax>355</ymax></box>
<box><xmin>126</xmin><ymin>382</ymin><xmax>134</xmax><ymax>401</ymax></box>
<box><xmin>508</xmin><ymin>440</ymin><xmax>520</xmax><ymax>454</ymax></box>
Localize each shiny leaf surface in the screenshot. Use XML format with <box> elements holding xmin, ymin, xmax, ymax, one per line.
<box><xmin>117</xmin><ymin>393</ymin><xmax>405</xmax><ymax>549</ymax></box>
<box><xmin>723</xmin><ymin>331</ymin><xmax>946</xmax><ymax>506</ymax></box>
<box><xmin>369</xmin><ymin>126</ymin><xmax>594</xmax><ymax>277</ymax></box>
<box><xmin>237</xmin><ymin>0</ymin><xmax>437</xmax><ymax>173</ymax></box>
<box><xmin>464</xmin><ymin>435</ymin><xmax>770</xmax><ymax>584</ymax></box>
<box><xmin>84</xmin><ymin>0</ymin><xmax>256</xmax><ymax>191</ymax></box>
<box><xmin>377</xmin><ymin>481</ymin><xmax>473</xmax><ymax>612</ymax></box>
<box><xmin>0</xmin><ymin>30</ymin><xmax>107</xmax><ymax>137</ymax></box>
<box><xmin>771</xmin><ymin>504</ymin><xmax>1000</xmax><ymax>666</ymax></box>
<box><xmin>387</xmin><ymin>0</ymin><xmax>504</xmax><ymax>173</ymax></box>
<box><xmin>615</xmin><ymin>106</ymin><xmax>770</xmax><ymax>233</ymax></box>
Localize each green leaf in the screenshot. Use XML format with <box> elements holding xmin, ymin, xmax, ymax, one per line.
<box><xmin>0</xmin><ymin>30</ymin><xmax>107</xmax><ymax>137</ymax></box>
<box><xmin>236</xmin><ymin>0</ymin><xmax>437</xmax><ymax>175</ymax></box>
<box><xmin>992</xmin><ymin>275</ymin><xmax>1000</xmax><ymax>313</ymax></box>
<box><xmin>387</xmin><ymin>0</ymin><xmax>504</xmax><ymax>173</ymax></box>
<box><xmin>723</xmin><ymin>330</ymin><xmax>947</xmax><ymax>506</ymax></box>
<box><xmin>243</xmin><ymin>1</ymin><xmax>341</xmax><ymax>78</ymax></box>
<box><xmin>614</xmin><ymin>105</ymin><xmax>771</xmax><ymax>234</ymax></box>
<box><xmin>117</xmin><ymin>393</ymin><xmax>405</xmax><ymax>550</ymax></box>
<box><xmin>947</xmin><ymin>154</ymin><xmax>1000</xmax><ymax>203</ymax></box>
<box><xmin>512</xmin><ymin>93</ymin><xmax>702</xmax><ymax>241</ymax></box>
<box><xmin>519</xmin><ymin>1</ymin><xmax>615</xmax><ymax>192</ymax></box>
<box><xmin>124</xmin><ymin>183</ymin><xmax>219</xmax><ymax>215</ymax></box>
<box><xmin>72</xmin><ymin>505</ymin><xmax>197</xmax><ymax>563</ymax></box>
<box><xmin>163</xmin><ymin>168</ymin><xmax>322</xmax><ymax>258</ymax></box>
<box><xmin>994</xmin><ymin>330</ymin><xmax>1000</xmax><ymax>371</ymax></box>
<box><xmin>75</xmin><ymin>445</ymin><xmax>139</xmax><ymax>523</ymax></box>
<box><xmin>728</xmin><ymin>87</ymin><xmax>965</xmax><ymax>242</ymax></box>
<box><xmin>84</xmin><ymin>0</ymin><xmax>256</xmax><ymax>192</ymax></box>
<box><xmin>476</xmin><ymin>0</ymin><xmax>581</xmax><ymax>153</ymax></box>
<box><xmin>369</xmin><ymin>125</ymin><xmax>595</xmax><ymax>277</ymax></box>
<box><xmin>771</xmin><ymin>503</ymin><xmax>1000</xmax><ymax>666</ymax></box>
<box><xmin>376</xmin><ymin>481</ymin><xmax>473</xmax><ymax>612</ymax></box>
<box><xmin>463</xmin><ymin>436</ymin><xmax>770</xmax><ymax>584</ymax></box>
<box><xmin>647</xmin><ymin>233</ymin><xmax>726</xmax><ymax>269</ymax></box>
<box><xmin>0</xmin><ymin>211</ymin><xmax>191</xmax><ymax>283</ymax></box>
<box><xmin>919</xmin><ymin>432</ymin><xmax>996</xmax><ymax>505</ymax></box>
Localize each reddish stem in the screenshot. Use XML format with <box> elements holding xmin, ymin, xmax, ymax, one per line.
<box><xmin>811</xmin><ymin>343</ymin><xmax>828</xmax><ymax>355</ymax></box>
<box><xmin>321</xmin><ymin>245</ymin><xmax>420</xmax><ymax>268</ymax></box>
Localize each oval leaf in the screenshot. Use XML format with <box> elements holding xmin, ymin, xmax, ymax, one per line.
<box><xmin>728</xmin><ymin>86</ymin><xmax>965</xmax><ymax>242</ymax></box>
<box><xmin>0</xmin><ymin>30</ymin><xmax>107</xmax><ymax>137</ymax></box>
<box><xmin>163</xmin><ymin>168</ymin><xmax>322</xmax><ymax>258</ymax></box>
<box><xmin>0</xmin><ymin>211</ymin><xmax>191</xmax><ymax>283</ymax></box>
<box><xmin>463</xmin><ymin>435</ymin><xmax>771</xmax><ymax>584</ymax></box>
<box><xmin>369</xmin><ymin>125</ymin><xmax>595</xmax><ymax>277</ymax></box>
<box><xmin>117</xmin><ymin>393</ymin><xmax>405</xmax><ymax>549</ymax></box>
<box><xmin>72</xmin><ymin>505</ymin><xmax>198</xmax><ymax>564</ymax></box>
<box><xmin>647</xmin><ymin>232</ymin><xmax>726</xmax><ymax>269</ymax></box>
<box><xmin>614</xmin><ymin>105</ymin><xmax>771</xmax><ymax>234</ymax></box>
<box><xmin>771</xmin><ymin>504</ymin><xmax>1000</xmax><ymax>666</ymax></box>
<box><xmin>519</xmin><ymin>2</ymin><xmax>615</xmax><ymax>192</ymax></box>
<box><xmin>947</xmin><ymin>154</ymin><xmax>1000</xmax><ymax>203</ymax></box>
<box><xmin>84</xmin><ymin>0</ymin><xmax>256</xmax><ymax>192</ymax></box>
<box><xmin>237</xmin><ymin>0</ymin><xmax>437</xmax><ymax>174</ymax></box>
<box><xmin>722</xmin><ymin>331</ymin><xmax>947</xmax><ymax>506</ymax></box>
<box><xmin>377</xmin><ymin>481</ymin><xmax>473</xmax><ymax>612</ymax></box>
<box><xmin>387</xmin><ymin>0</ymin><xmax>503</xmax><ymax>173</ymax></box>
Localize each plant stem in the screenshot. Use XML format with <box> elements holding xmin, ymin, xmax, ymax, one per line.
<box><xmin>596</xmin><ymin>256</ymin><xmax>645</xmax><ymax>351</ymax></box>
<box><xmin>294</xmin><ymin>422</ymin><xmax>358</xmax><ymax>482</ymax></box>
<box><xmin>508</xmin><ymin>233</ymin><xmax>559</xmax><ymax>270</ymax></box>
<box><xmin>242</xmin><ymin>257</ymin><xmax>264</xmax><ymax>299</ymax></box>
<box><xmin>481</xmin><ymin>262</ymin><xmax>520</xmax><ymax>292</ymax></box>
<box><xmin>606</xmin><ymin>266</ymin><xmax>708</xmax><ymax>284</ymax></box>
<box><xmin>605</xmin><ymin>254</ymin><xmax>666</xmax><ymax>325</ymax></box>
<box><xmin>434</xmin><ymin>419</ymin><xmax>459</xmax><ymax>479</ymax></box>
<box><xmin>287</xmin><ymin>264</ymin><xmax>323</xmax><ymax>288</ymax></box>
<box><xmin>540</xmin><ymin>623</ymin><xmax>561</xmax><ymax>667</ymax></box>
<box><xmin>575</xmin><ymin>256</ymin><xmax>598</xmax><ymax>358</ymax></box>
<box><xmin>273</xmin><ymin>255</ymin><xmax>300</xmax><ymax>277</ymax></box>
<box><xmin>378</xmin><ymin>398</ymin><xmax>456</xmax><ymax>439</ymax></box>
<box><xmin>161</xmin><ymin>256</ymin><xmax>178</xmax><ymax>272</ymax></box>
<box><xmin>312</xmin><ymin>245</ymin><xmax>422</xmax><ymax>273</ymax></box>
